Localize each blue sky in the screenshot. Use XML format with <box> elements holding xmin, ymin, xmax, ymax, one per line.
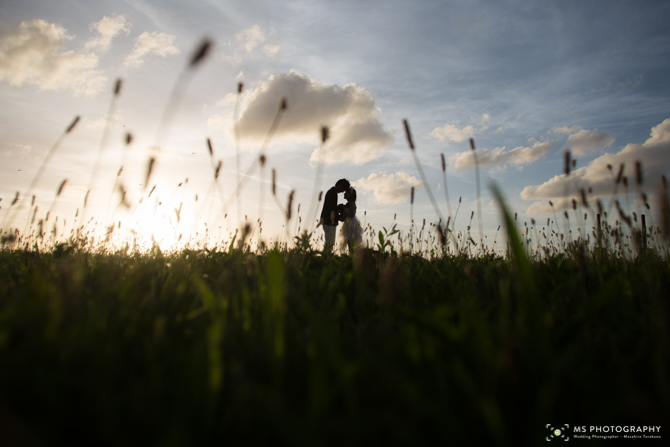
<box><xmin>1</xmin><ymin>0</ymin><xmax>669</xmax><ymax>250</ymax></box>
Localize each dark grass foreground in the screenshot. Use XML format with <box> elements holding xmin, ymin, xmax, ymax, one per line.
<box><xmin>0</xmin><ymin>242</ymin><xmax>668</xmax><ymax>446</ymax></box>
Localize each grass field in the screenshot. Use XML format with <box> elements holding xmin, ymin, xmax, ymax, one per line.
<box><xmin>1</xmin><ymin>208</ymin><xmax>668</xmax><ymax>445</ymax></box>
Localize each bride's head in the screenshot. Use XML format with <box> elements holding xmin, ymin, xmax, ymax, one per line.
<box><xmin>344</xmin><ymin>187</ymin><xmax>357</xmax><ymax>202</ymax></box>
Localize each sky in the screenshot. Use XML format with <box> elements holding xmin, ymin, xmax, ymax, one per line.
<box><xmin>1</xmin><ymin>0</ymin><xmax>669</xmax><ymax>251</ymax></box>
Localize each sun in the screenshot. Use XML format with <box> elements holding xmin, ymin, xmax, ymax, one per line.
<box><xmin>126</xmin><ymin>198</ymin><xmax>185</xmax><ymax>252</ymax></box>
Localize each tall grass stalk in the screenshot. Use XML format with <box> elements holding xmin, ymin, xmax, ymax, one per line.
<box><xmin>469</xmin><ymin>138</ymin><xmax>484</xmax><ymax>247</ymax></box>
<box><xmin>403</xmin><ymin>119</ymin><xmax>449</xmax><ymax>246</ymax></box>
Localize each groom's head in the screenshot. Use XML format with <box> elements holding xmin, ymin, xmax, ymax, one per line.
<box><xmin>335</xmin><ymin>179</ymin><xmax>350</xmax><ymax>193</ymax></box>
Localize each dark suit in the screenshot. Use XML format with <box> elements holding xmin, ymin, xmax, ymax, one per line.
<box><xmin>320</xmin><ymin>187</ymin><xmax>340</xmax><ymax>227</ymax></box>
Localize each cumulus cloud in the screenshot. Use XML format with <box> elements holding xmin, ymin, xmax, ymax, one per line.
<box><xmin>430</xmin><ymin>123</ymin><xmax>474</xmax><ymax>143</ymax></box>
<box><xmin>0</xmin><ymin>19</ymin><xmax>106</xmax><ymax>95</ymax></box>
<box><xmin>236</xmin><ymin>25</ymin><xmax>265</xmax><ymax>52</ymax></box>
<box><xmin>263</xmin><ymin>44</ymin><xmax>280</xmax><ymax>57</ymax></box>
<box><xmin>522</xmin><ymin>118</ymin><xmax>670</xmax><ymax>213</ymax></box>
<box><xmin>124</xmin><ymin>31</ymin><xmax>180</xmax><ymax>69</ymax></box>
<box><xmin>430</xmin><ymin>113</ymin><xmax>491</xmax><ymax>143</ymax></box>
<box><xmin>555</xmin><ymin>125</ymin><xmax>581</xmax><ymax>135</ymax></box>
<box><xmin>449</xmin><ymin>141</ymin><xmax>555</xmax><ymax>170</ymax></box>
<box><xmin>354</xmin><ymin>172</ymin><xmax>422</xmax><ymax>204</ymax></box>
<box><xmin>85</xmin><ymin>15</ymin><xmax>130</xmax><ymax>52</ymax></box>
<box><xmin>224</xmin><ymin>25</ymin><xmax>280</xmax><ymax>64</ymax></box>
<box><xmin>478</xmin><ymin>113</ymin><xmax>491</xmax><ymax>131</ymax></box>
<box><xmin>555</xmin><ymin>126</ymin><xmax>615</xmax><ymax>156</ymax></box>
<box><xmin>235</xmin><ymin>71</ymin><xmax>394</xmax><ymax>164</ymax></box>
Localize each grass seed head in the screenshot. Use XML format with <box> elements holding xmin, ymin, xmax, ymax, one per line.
<box><xmin>56</xmin><ymin>179</ymin><xmax>67</xmax><ymax>197</ymax></box>
<box><xmin>403</xmin><ymin>119</ymin><xmax>415</xmax><ymax>150</ymax></box>
<box><xmin>189</xmin><ymin>38</ymin><xmax>212</xmax><ymax>67</ymax></box>
<box><xmin>437</xmin><ymin>223</ymin><xmax>446</xmax><ymax>245</ymax></box>
<box><xmin>214</xmin><ymin>161</ymin><xmax>222</xmax><ymax>180</ymax></box>
<box><xmin>580</xmin><ymin>188</ymin><xmax>589</xmax><ymax>208</ymax></box>
<box><xmin>145</xmin><ymin>157</ymin><xmax>156</xmax><ymax>186</ymax></box>
<box><xmin>114</xmin><ymin>79</ymin><xmax>122</xmax><ymax>96</ymax></box>
<box><xmin>635</xmin><ymin>161</ymin><xmax>643</xmax><ymax>185</ymax></box>
<box><xmin>286</xmin><ymin>190</ymin><xmax>295</xmax><ymax>220</ymax></box>
<box><xmin>66</xmin><ymin>116</ymin><xmax>80</xmax><ymax>134</ymax></box>
<box><xmin>207</xmin><ymin>138</ymin><xmax>214</xmax><ymax>157</ymax></box>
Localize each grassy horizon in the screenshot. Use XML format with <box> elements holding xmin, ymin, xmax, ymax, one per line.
<box><xmin>1</xmin><ymin>234</ymin><xmax>668</xmax><ymax>446</ymax></box>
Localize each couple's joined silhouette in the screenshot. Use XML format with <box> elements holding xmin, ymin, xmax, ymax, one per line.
<box><xmin>318</xmin><ymin>178</ymin><xmax>363</xmax><ymax>252</ymax></box>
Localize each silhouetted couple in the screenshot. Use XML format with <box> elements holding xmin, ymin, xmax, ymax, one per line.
<box><xmin>318</xmin><ymin>178</ymin><xmax>362</xmax><ymax>252</ymax></box>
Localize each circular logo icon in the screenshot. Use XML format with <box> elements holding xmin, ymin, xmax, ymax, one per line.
<box><xmin>554</xmin><ymin>429</ymin><xmax>561</xmax><ymax>436</ymax></box>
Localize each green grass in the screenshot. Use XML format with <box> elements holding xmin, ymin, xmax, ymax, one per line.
<box><xmin>0</xmin><ymin>238</ymin><xmax>668</xmax><ymax>446</ymax></box>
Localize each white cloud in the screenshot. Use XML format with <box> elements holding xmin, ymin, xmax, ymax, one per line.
<box><xmin>354</xmin><ymin>172</ymin><xmax>422</xmax><ymax>205</ymax></box>
<box><xmin>217</xmin><ymin>92</ymin><xmax>238</xmax><ymax>107</ymax></box>
<box><xmin>478</xmin><ymin>113</ymin><xmax>491</xmax><ymax>131</ymax></box>
<box><xmin>236</xmin><ymin>25</ymin><xmax>265</xmax><ymax>52</ymax></box>
<box><xmin>223</xmin><ymin>25</ymin><xmax>279</xmax><ymax>64</ymax></box>
<box><xmin>555</xmin><ymin>125</ymin><xmax>582</xmax><ymax>135</ymax></box>
<box><xmin>430</xmin><ymin>123</ymin><xmax>474</xmax><ymax>143</ymax></box>
<box><xmin>554</xmin><ymin>126</ymin><xmax>615</xmax><ymax>156</ymax></box>
<box><xmin>85</xmin><ymin>15</ymin><xmax>130</xmax><ymax>53</ymax></box>
<box><xmin>0</xmin><ymin>19</ymin><xmax>106</xmax><ymax>95</ymax></box>
<box><xmin>565</xmin><ymin>129</ymin><xmax>615</xmax><ymax>156</ymax></box>
<box><xmin>263</xmin><ymin>44</ymin><xmax>280</xmax><ymax>57</ymax></box>
<box><xmin>449</xmin><ymin>141</ymin><xmax>555</xmax><ymax>170</ymax></box>
<box><xmin>430</xmin><ymin>113</ymin><xmax>490</xmax><ymax>143</ymax></box>
<box><xmin>124</xmin><ymin>31</ymin><xmax>180</xmax><ymax>69</ymax></box>
<box><xmin>234</xmin><ymin>70</ymin><xmax>394</xmax><ymax>164</ymax></box>
<box><xmin>522</xmin><ymin>118</ymin><xmax>670</xmax><ymax>212</ymax></box>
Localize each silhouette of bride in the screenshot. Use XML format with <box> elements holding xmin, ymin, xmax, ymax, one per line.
<box><xmin>338</xmin><ymin>187</ymin><xmax>363</xmax><ymax>253</ymax></box>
